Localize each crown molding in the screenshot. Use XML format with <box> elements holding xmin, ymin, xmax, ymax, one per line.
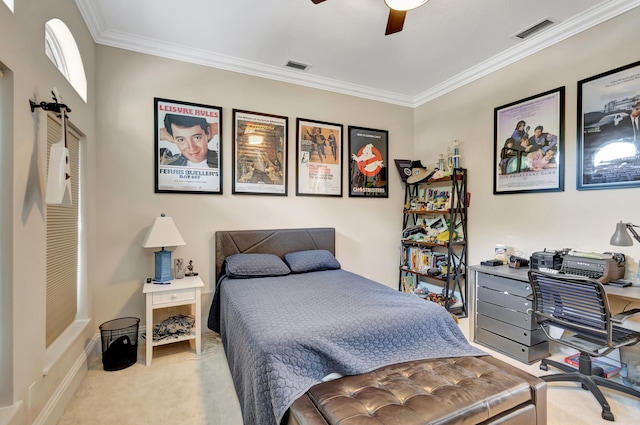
<box><xmin>76</xmin><ymin>0</ymin><xmax>639</xmax><ymax>108</ymax></box>
<box><xmin>412</xmin><ymin>0</ymin><xmax>640</xmax><ymax>107</ymax></box>
<box><xmin>97</xmin><ymin>27</ymin><xmax>415</xmax><ymax>107</ymax></box>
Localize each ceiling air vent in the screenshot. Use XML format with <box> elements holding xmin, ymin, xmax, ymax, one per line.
<box><xmin>284</xmin><ymin>60</ymin><xmax>310</xmax><ymax>71</ymax></box>
<box><xmin>515</xmin><ymin>19</ymin><xmax>555</xmax><ymax>39</ymax></box>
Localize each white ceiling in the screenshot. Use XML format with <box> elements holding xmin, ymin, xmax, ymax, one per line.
<box><xmin>75</xmin><ymin>0</ymin><xmax>640</xmax><ymax>107</ymax></box>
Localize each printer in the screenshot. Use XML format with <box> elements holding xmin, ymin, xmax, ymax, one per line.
<box><xmin>530</xmin><ymin>248</ymin><xmax>569</xmax><ymax>271</ymax></box>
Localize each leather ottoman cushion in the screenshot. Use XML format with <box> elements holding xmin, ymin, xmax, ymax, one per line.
<box><xmin>306</xmin><ymin>356</ymin><xmax>534</xmax><ymax>425</ymax></box>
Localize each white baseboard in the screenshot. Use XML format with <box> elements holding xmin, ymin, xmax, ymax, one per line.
<box><xmin>32</xmin><ymin>333</ymin><xmax>99</xmax><ymax>425</ymax></box>
<box><xmin>0</xmin><ymin>401</ymin><xmax>23</xmax><ymax>425</ymax></box>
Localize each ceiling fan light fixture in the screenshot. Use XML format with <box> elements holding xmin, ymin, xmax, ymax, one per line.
<box><xmin>385</xmin><ymin>0</ymin><xmax>429</xmax><ymax>11</ymax></box>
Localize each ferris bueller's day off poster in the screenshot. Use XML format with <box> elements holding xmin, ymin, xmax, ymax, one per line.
<box><xmin>154</xmin><ymin>98</ymin><xmax>222</xmax><ymax>194</ymax></box>
<box><xmin>348</xmin><ymin>126</ymin><xmax>388</xmax><ymax>198</ymax></box>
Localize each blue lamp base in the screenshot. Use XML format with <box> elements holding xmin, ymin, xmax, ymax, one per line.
<box><xmin>153</xmin><ymin>248</ymin><xmax>173</xmax><ymax>283</ymax></box>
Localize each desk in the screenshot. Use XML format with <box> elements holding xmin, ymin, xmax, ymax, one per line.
<box><xmin>468</xmin><ymin>265</ymin><xmax>640</xmax><ymax>362</ymax></box>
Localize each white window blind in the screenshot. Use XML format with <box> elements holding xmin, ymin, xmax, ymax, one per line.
<box><xmin>46</xmin><ymin>113</ymin><xmax>79</xmax><ymax>347</ymax></box>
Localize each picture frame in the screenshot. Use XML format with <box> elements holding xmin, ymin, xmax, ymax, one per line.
<box><xmin>577</xmin><ymin>60</ymin><xmax>640</xmax><ymax>190</ymax></box>
<box><xmin>154</xmin><ymin>97</ymin><xmax>222</xmax><ymax>194</ymax></box>
<box><xmin>493</xmin><ymin>87</ymin><xmax>565</xmax><ymax>194</ymax></box>
<box><xmin>348</xmin><ymin>126</ymin><xmax>388</xmax><ymax>198</ymax></box>
<box><xmin>295</xmin><ymin>118</ymin><xmax>343</xmax><ymax>196</ymax></box>
<box><xmin>174</xmin><ymin>258</ymin><xmax>185</xmax><ymax>279</ymax></box>
<box><xmin>232</xmin><ymin>109</ymin><xmax>288</xmax><ymax>195</ymax></box>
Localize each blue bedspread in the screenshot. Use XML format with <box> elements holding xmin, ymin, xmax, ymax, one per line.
<box><xmin>209</xmin><ymin>269</ymin><xmax>486</xmax><ymax>425</ymax></box>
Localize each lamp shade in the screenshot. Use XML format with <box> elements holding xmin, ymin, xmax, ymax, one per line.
<box><xmin>385</xmin><ymin>0</ymin><xmax>429</xmax><ymax>11</ymax></box>
<box><xmin>142</xmin><ymin>214</ymin><xmax>186</xmax><ymax>248</ymax></box>
<box><xmin>610</xmin><ymin>221</ymin><xmax>633</xmax><ymax>246</ymax></box>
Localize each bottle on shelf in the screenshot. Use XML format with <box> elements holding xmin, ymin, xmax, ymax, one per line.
<box><xmin>453</xmin><ymin>140</ymin><xmax>460</xmax><ymax>169</ymax></box>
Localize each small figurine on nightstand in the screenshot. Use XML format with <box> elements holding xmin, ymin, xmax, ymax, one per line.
<box><xmin>185</xmin><ymin>260</ymin><xmax>198</xmax><ymax>277</ymax></box>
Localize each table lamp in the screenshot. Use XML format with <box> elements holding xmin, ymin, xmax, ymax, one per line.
<box><xmin>142</xmin><ymin>213</ymin><xmax>185</xmax><ymax>283</ymax></box>
<box><xmin>610</xmin><ymin>221</ymin><xmax>640</xmax><ymax>246</ymax></box>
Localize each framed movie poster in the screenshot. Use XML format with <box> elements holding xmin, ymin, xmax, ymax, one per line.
<box><xmin>348</xmin><ymin>126</ymin><xmax>388</xmax><ymax>198</ymax></box>
<box><xmin>577</xmin><ymin>60</ymin><xmax>640</xmax><ymax>190</ymax></box>
<box><xmin>296</xmin><ymin>118</ymin><xmax>343</xmax><ymax>196</ymax></box>
<box><xmin>232</xmin><ymin>109</ymin><xmax>287</xmax><ymax>195</ymax></box>
<box><xmin>493</xmin><ymin>87</ymin><xmax>565</xmax><ymax>195</ymax></box>
<box><xmin>154</xmin><ymin>98</ymin><xmax>222</xmax><ymax>194</ymax></box>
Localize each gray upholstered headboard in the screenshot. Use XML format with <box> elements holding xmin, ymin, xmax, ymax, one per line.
<box><xmin>215</xmin><ymin>228</ymin><xmax>335</xmax><ymax>281</ymax></box>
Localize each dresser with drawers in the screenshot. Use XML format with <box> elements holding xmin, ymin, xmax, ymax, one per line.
<box><xmin>468</xmin><ymin>265</ymin><xmax>549</xmax><ymax>364</ymax></box>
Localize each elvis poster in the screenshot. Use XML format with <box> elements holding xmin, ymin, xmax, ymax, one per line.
<box><xmin>154</xmin><ymin>97</ymin><xmax>222</xmax><ymax>194</ymax></box>
<box><xmin>296</xmin><ymin>118</ymin><xmax>343</xmax><ymax>196</ymax></box>
<box><xmin>348</xmin><ymin>126</ymin><xmax>388</xmax><ymax>198</ymax></box>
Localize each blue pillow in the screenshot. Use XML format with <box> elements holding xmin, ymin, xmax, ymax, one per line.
<box><xmin>284</xmin><ymin>249</ymin><xmax>341</xmax><ymax>273</ymax></box>
<box><xmin>225</xmin><ymin>253</ymin><xmax>290</xmax><ymax>279</ymax></box>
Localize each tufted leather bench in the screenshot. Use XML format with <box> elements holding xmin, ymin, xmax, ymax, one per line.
<box><xmin>284</xmin><ymin>355</ymin><xmax>546</xmax><ymax>425</ymax></box>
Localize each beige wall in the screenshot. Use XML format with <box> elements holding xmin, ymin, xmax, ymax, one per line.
<box><xmin>93</xmin><ymin>47</ymin><xmax>414</xmax><ymax>328</ymax></box>
<box><xmin>2</xmin><ymin>2</ymin><xmax>413</xmax><ymax>422</ymax></box>
<box><xmin>3</xmin><ymin>1</ymin><xmax>640</xmax><ymax>424</ymax></box>
<box><xmin>414</xmin><ymin>7</ymin><xmax>640</xmax><ymax>280</ymax></box>
<box><xmin>0</xmin><ymin>0</ymin><xmax>97</xmax><ymax>424</ymax></box>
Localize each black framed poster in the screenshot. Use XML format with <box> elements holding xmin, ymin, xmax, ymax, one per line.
<box><xmin>493</xmin><ymin>87</ymin><xmax>565</xmax><ymax>194</ymax></box>
<box><xmin>577</xmin><ymin>60</ymin><xmax>640</xmax><ymax>190</ymax></box>
<box><xmin>154</xmin><ymin>97</ymin><xmax>222</xmax><ymax>194</ymax></box>
<box><xmin>296</xmin><ymin>118</ymin><xmax>343</xmax><ymax>196</ymax></box>
<box><xmin>232</xmin><ymin>109</ymin><xmax>288</xmax><ymax>195</ymax></box>
<box><xmin>348</xmin><ymin>126</ymin><xmax>388</xmax><ymax>198</ymax></box>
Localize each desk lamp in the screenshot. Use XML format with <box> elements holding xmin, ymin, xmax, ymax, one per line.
<box><xmin>610</xmin><ymin>221</ymin><xmax>640</xmax><ymax>246</ymax></box>
<box><xmin>142</xmin><ymin>213</ymin><xmax>185</xmax><ymax>283</ymax></box>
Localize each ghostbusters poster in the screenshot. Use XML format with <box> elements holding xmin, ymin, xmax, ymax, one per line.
<box><xmin>348</xmin><ymin>126</ymin><xmax>388</xmax><ymax>198</ymax></box>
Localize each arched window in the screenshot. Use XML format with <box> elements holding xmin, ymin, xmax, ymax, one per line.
<box><xmin>2</xmin><ymin>0</ymin><xmax>13</xmax><ymax>12</ymax></box>
<box><xmin>44</xmin><ymin>19</ymin><xmax>87</xmax><ymax>102</ymax></box>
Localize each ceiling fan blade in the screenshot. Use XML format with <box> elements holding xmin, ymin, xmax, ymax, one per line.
<box><xmin>311</xmin><ymin>0</ymin><xmax>326</xmax><ymax>4</ymax></box>
<box><xmin>385</xmin><ymin>9</ymin><xmax>406</xmax><ymax>35</ymax></box>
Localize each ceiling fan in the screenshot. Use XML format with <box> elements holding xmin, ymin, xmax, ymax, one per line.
<box><xmin>311</xmin><ymin>0</ymin><xmax>429</xmax><ymax>35</ymax></box>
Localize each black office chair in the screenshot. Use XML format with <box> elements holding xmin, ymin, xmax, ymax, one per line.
<box><xmin>528</xmin><ymin>270</ymin><xmax>640</xmax><ymax>421</ymax></box>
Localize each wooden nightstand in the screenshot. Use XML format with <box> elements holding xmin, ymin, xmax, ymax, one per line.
<box><xmin>142</xmin><ymin>275</ymin><xmax>204</xmax><ymax>366</ymax></box>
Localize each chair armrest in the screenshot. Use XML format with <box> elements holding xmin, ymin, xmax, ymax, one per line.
<box><xmin>612</xmin><ymin>308</ymin><xmax>640</xmax><ymax>324</ymax></box>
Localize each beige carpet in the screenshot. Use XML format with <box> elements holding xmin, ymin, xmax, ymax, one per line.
<box><xmin>57</xmin><ymin>333</ymin><xmax>243</xmax><ymax>425</ymax></box>
<box><xmin>57</xmin><ymin>320</ymin><xmax>640</xmax><ymax>425</ymax></box>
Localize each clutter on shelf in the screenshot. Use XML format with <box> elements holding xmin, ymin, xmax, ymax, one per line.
<box><xmin>398</xmin><ymin>163</ymin><xmax>468</xmax><ymax>316</ymax></box>
<box><xmin>152</xmin><ymin>314</ymin><xmax>195</xmax><ymax>341</ymax></box>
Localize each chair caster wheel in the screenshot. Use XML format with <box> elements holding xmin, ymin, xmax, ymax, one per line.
<box><xmin>602</xmin><ymin>411</ymin><xmax>614</xmax><ymax>421</ymax></box>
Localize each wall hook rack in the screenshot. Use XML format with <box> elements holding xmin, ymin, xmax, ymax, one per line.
<box><xmin>29</xmin><ymin>89</ymin><xmax>71</xmax><ymax>116</ymax></box>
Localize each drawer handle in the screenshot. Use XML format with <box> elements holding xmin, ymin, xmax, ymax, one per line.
<box><xmin>171</xmin><ymin>293</ymin><xmax>177</xmax><ymax>299</ymax></box>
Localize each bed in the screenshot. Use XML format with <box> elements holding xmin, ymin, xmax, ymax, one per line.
<box><xmin>208</xmin><ymin>228</ymin><xmax>546</xmax><ymax>425</ymax></box>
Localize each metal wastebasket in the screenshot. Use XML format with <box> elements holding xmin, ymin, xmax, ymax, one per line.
<box><xmin>99</xmin><ymin>317</ymin><xmax>140</xmax><ymax>371</ymax></box>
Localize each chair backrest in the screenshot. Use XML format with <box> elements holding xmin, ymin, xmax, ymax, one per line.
<box><xmin>528</xmin><ymin>270</ymin><xmax>614</xmax><ymax>356</ymax></box>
